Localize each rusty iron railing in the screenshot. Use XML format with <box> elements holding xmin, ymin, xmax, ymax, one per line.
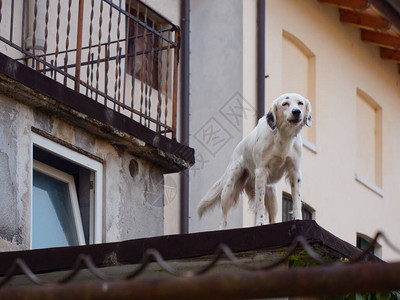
<box><xmin>0</xmin><ymin>0</ymin><xmax>180</xmax><ymax>138</ymax></box>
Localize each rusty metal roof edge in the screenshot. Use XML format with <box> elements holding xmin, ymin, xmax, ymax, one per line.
<box><xmin>0</xmin><ymin>53</ymin><xmax>195</xmax><ymax>169</ymax></box>
<box><xmin>0</xmin><ymin>220</ymin><xmax>375</xmax><ymax>277</ymax></box>
<box><xmin>0</xmin><ymin>260</ymin><xmax>398</xmax><ymax>300</ymax></box>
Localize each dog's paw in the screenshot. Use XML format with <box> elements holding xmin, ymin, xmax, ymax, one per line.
<box><xmin>255</xmin><ymin>215</ymin><xmax>268</xmax><ymax>226</ymax></box>
<box><xmin>293</xmin><ymin>211</ymin><xmax>303</xmax><ymax>220</ymax></box>
<box><xmin>219</xmin><ymin>220</ymin><xmax>227</xmax><ymax>230</ymax></box>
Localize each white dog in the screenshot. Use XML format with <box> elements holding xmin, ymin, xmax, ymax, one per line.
<box><xmin>197</xmin><ymin>93</ymin><xmax>312</xmax><ymax>228</ymax></box>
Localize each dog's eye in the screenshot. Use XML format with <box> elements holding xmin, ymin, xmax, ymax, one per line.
<box><xmin>298</xmin><ymin>101</ymin><xmax>304</xmax><ymax>106</ymax></box>
<box><xmin>282</xmin><ymin>102</ymin><xmax>289</xmax><ymax>107</ymax></box>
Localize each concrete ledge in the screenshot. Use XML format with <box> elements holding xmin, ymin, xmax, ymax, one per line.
<box><xmin>355</xmin><ymin>173</ymin><xmax>384</xmax><ymax>198</ymax></box>
<box><xmin>303</xmin><ymin>138</ymin><xmax>318</xmax><ymax>154</ymax></box>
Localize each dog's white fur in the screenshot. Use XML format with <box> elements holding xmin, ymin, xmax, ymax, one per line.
<box><xmin>197</xmin><ymin>93</ymin><xmax>312</xmax><ymax>228</ymax></box>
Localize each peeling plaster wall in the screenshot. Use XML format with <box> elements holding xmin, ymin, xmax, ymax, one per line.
<box><xmin>102</xmin><ymin>149</ymin><xmax>164</xmax><ymax>243</ymax></box>
<box><xmin>0</xmin><ymin>94</ymin><xmax>164</xmax><ymax>251</ymax></box>
<box><xmin>0</xmin><ymin>101</ymin><xmax>31</xmax><ymax>250</ymax></box>
<box><xmin>0</xmin><ymin>98</ymin><xmax>32</xmax><ymax>250</ymax></box>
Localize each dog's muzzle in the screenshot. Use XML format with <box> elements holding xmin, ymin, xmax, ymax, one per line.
<box><xmin>289</xmin><ymin>109</ymin><xmax>302</xmax><ymax>124</ymax></box>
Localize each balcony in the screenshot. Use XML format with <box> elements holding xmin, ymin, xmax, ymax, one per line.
<box><xmin>0</xmin><ymin>0</ymin><xmax>180</xmax><ymax>140</ymax></box>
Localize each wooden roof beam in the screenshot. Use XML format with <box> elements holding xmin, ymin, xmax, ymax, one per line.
<box><xmin>361</xmin><ymin>30</ymin><xmax>400</xmax><ymax>49</ymax></box>
<box><xmin>340</xmin><ymin>10</ymin><xmax>391</xmax><ymax>31</ymax></box>
<box><xmin>318</xmin><ymin>0</ymin><xmax>370</xmax><ymax>11</ymax></box>
<box><xmin>380</xmin><ymin>48</ymin><xmax>400</xmax><ymax>62</ymax></box>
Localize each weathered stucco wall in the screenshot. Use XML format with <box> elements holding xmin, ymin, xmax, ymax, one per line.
<box><xmin>0</xmin><ymin>93</ymin><xmax>164</xmax><ymax>251</ymax></box>
<box><xmin>0</xmin><ymin>98</ymin><xmax>31</xmax><ymax>250</ymax></box>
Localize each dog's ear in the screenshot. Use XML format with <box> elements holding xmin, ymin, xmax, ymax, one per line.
<box><xmin>305</xmin><ymin>115</ymin><xmax>312</xmax><ymax>127</ymax></box>
<box><xmin>303</xmin><ymin>99</ymin><xmax>312</xmax><ymax>127</ymax></box>
<box><xmin>266</xmin><ymin>110</ymin><xmax>276</xmax><ymax>130</ymax></box>
<box><xmin>266</xmin><ymin>102</ymin><xmax>278</xmax><ymax>130</ymax></box>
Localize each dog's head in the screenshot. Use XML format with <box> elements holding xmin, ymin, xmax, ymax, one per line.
<box><xmin>266</xmin><ymin>93</ymin><xmax>312</xmax><ymax>131</ymax></box>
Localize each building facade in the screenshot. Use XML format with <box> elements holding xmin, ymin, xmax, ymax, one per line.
<box><xmin>178</xmin><ymin>0</ymin><xmax>400</xmax><ymax>261</ymax></box>
<box><xmin>0</xmin><ymin>0</ymin><xmax>193</xmax><ymax>251</ymax></box>
<box><xmin>1</xmin><ymin>0</ymin><xmax>400</xmax><ymax>262</ymax></box>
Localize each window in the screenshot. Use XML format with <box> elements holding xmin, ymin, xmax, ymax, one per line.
<box><xmin>126</xmin><ymin>1</ymin><xmax>163</xmax><ymax>90</ymax></box>
<box><xmin>282</xmin><ymin>193</ymin><xmax>314</xmax><ymax>222</ymax></box>
<box><xmin>356</xmin><ymin>233</ymin><xmax>382</xmax><ymax>258</ymax></box>
<box><xmin>355</xmin><ymin>89</ymin><xmax>383</xmax><ymax>196</ymax></box>
<box><xmin>31</xmin><ymin>133</ymin><xmax>103</xmax><ymax>249</ymax></box>
<box><xmin>32</xmin><ymin>161</ymin><xmax>85</xmax><ymax>249</ymax></box>
<box><xmin>282</xmin><ymin>31</ymin><xmax>317</xmax><ymax>150</ymax></box>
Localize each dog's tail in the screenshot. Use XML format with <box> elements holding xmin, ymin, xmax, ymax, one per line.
<box><xmin>197</xmin><ymin>177</ymin><xmax>223</xmax><ymax>219</ymax></box>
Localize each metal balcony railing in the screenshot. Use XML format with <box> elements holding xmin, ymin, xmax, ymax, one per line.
<box><xmin>0</xmin><ymin>0</ymin><xmax>180</xmax><ymax>138</ymax></box>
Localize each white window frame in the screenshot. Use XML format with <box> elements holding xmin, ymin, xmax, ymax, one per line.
<box><xmin>33</xmin><ymin>160</ymin><xmax>86</xmax><ymax>247</ymax></box>
<box><xmin>355</xmin><ymin>173</ymin><xmax>384</xmax><ymax>198</ymax></box>
<box><xmin>31</xmin><ymin>132</ymin><xmax>103</xmax><ymax>247</ymax></box>
<box><xmin>355</xmin><ymin>89</ymin><xmax>383</xmax><ymax>197</ymax></box>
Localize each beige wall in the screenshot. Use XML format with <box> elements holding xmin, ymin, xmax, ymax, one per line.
<box><xmin>254</xmin><ymin>0</ymin><xmax>400</xmax><ymax>260</ymax></box>
<box><xmin>157</xmin><ymin>0</ymin><xmax>400</xmax><ymax>260</ymax></box>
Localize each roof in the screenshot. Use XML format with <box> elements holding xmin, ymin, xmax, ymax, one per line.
<box><xmin>0</xmin><ymin>220</ymin><xmax>377</xmax><ymax>276</ymax></box>
<box><xmin>319</xmin><ymin>0</ymin><xmax>400</xmax><ymax>73</ymax></box>
<box><xmin>1</xmin><ymin>220</ymin><xmax>394</xmax><ymax>299</ymax></box>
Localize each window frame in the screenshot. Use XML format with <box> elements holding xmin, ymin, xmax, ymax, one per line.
<box><xmin>282</xmin><ymin>30</ymin><xmax>317</xmax><ymax>152</ymax></box>
<box><xmin>32</xmin><ymin>160</ymin><xmax>86</xmax><ymax>248</ymax></box>
<box><xmin>126</xmin><ymin>5</ymin><xmax>162</xmax><ymax>91</ymax></box>
<box><xmin>355</xmin><ymin>89</ymin><xmax>383</xmax><ymax>197</ymax></box>
<box><xmin>356</xmin><ymin>233</ymin><xmax>382</xmax><ymax>258</ymax></box>
<box><xmin>31</xmin><ymin>132</ymin><xmax>103</xmax><ymax>247</ymax></box>
<box><xmin>282</xmin><ymin>192</ymin><xmax>315</xmax><ymax>222</ymax></box>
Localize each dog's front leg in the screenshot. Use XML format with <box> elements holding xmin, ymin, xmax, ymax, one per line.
<box><xmin>290</xmin><ymin>171</ymin><xmax>303</xmax><ymax>220</ymax></box>
<box><xmin>265</xmin><ymin>185</ymin><xmax>277</xmax><ymax>224</ymax></box>
<box><xmin>255</xmin><ymin>168</ymin><xmax>268</xmax><ymax>225</ymax></box>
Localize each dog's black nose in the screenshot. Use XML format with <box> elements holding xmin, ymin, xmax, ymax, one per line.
<box><xmin>292</xmin><ymin>109</ymin><xmax>301</xmax><ymax>117</ymax></box>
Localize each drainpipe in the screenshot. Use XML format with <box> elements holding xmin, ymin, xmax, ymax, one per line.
<box><xmin>180</xmin><ymin>0</ymin><xmax>190</xmax><ymax>234</ymax></box>
<box><xmin>26</xmin><ymin>0</ymin><xmax>46</xmax><ymax>51</ymax></box>
<box><xmin>257</xmin><ymin>0</ymin><xmax>266</xmax><ymax>119</ymax></box>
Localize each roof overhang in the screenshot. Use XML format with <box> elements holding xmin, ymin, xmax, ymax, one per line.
<box><xmin>319</xmin><ymin>0</ymin><xmax>400</xmax><ymax>73</ymax></box>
